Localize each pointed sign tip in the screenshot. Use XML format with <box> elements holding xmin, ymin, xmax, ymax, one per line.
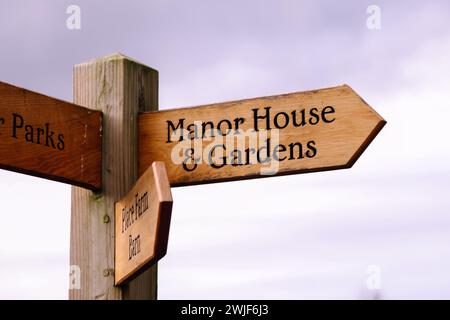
<box><xmin>345</xmin><ymin>117</ymin><xmax>387</xmax><ymax>169</ymax></box>
<box><xmin>342</xmin><ymin>84</ymin><xmax>387</xmax><ymax>123</ymax></box>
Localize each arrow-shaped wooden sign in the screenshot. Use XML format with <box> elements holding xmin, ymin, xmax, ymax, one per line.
<box><xmin>115</xmin><ymin>161</ymin><xmax>173</xmax><ymax>285</ymax></box>
<box><xmin>0</xmin><ymin>81</ymin><xmax>102</xmax><ymax>190</ymax></box>
<box><xmin>139</xmin><ymin>85</ymin><xmax>385</xmax><ymax>186</ymax></box>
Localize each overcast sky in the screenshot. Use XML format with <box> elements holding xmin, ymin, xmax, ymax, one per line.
<box><xmin>0</xmin><ymin>0</ymin><xmax>450</xmax><ymax>299</ymax></box>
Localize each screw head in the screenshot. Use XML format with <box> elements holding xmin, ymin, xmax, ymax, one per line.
<box><xmin>103</xmin><ymin>215</ymin><xmax>110</xmax><ymax>224</ymax></box>
<box><xmin>103</xmin><ymin>269</ymin><xmax>110</xmax><ymax>277</ymax></box>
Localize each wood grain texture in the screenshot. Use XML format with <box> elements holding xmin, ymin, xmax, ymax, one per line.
<box><xmin>139</xmin><ymin>85</ymin><xmax>386</xmax><ymax>186</ymax></box>
<box><xmin>0</xmin><ymin>81</ymin><xmax>102</xmax><ymax>189</ymax></box>
<box><xmin>115</xmin><ymin>161</ymin><xmax>173</xmax><ymax>286</ymax></box>
<box><xmin>69</xmin><ymin>54</ymin><xmax>158</xmax><ymax>300</ymax></box>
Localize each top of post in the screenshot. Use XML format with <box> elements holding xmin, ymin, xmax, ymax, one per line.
<box><xmin>74</xmin><ymin>53</ymin><xmax>157</xmax><ymax>72</ymax></box>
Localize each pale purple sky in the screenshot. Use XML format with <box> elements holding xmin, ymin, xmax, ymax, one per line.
<box><xmin>0</xmin><ymin>0</ymin><xmax>450</xmax><ymax>299</ymax></box>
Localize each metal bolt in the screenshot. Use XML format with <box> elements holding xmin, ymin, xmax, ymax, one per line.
<box><xmin>103</xmin><ymin>214</ymin><xmax>110</xmax><ymax>224</ymax></box>
<box><xmin>103</xmin><ymin>269</ymin><xmax>110</xmax><ymax>277</ymax></box>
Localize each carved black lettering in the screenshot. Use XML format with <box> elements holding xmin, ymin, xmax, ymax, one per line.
<box><xmin>11</xmin><ymin>113</ymin><xmax>23</xmax><ymax>138</ymax></box>
<box><xmin>167</xmin><ymin>119</ymin><xmax>185</xmax><ymax>143</ymax></box>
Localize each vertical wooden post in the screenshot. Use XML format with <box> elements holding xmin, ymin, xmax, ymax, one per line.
<box><xmin>69</xmin><ymin>54</ymin><xmax>158</xmax><ymax>300</ymax></box>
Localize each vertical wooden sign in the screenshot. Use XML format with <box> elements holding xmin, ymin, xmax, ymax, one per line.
<box><xmin>115</xmin><ymin>161</ymin><xmax>173</xmax><ymax>286</ymax></box>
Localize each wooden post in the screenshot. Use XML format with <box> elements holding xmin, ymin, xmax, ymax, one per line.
<box><xmin>69</xmin><ymin>54</ymin><xmax>158</xmax><ymax>300</ymax></box>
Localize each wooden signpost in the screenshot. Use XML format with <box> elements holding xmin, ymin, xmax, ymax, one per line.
<box><xmin>139</xmin><ymin>85</ymin><xmax>386</xmax><ymax>186</ymax></box>
<box><xmin>0</xmin><ymin>54</ymin><xmax>386</xmax><ymax>300</ymax></box>
<box><xmin>115</xmin><ymin>161</ymin><xmax>173</xmax><ymax>286</ymax></box>
<box><xmin>0</xmin><ymin>81</ymin><xmax>102</xmax><ymax>190</ymax></box>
